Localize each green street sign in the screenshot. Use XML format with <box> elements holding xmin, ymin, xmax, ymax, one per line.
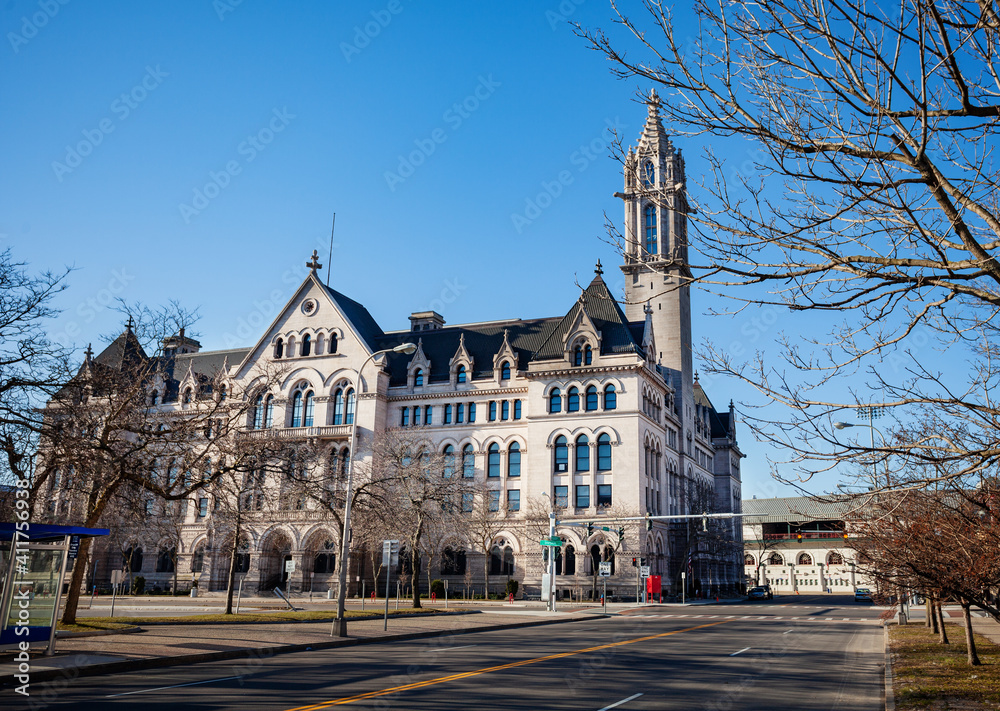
<box><xmin>539</xmin><ymin>538</ymin><xmax>562</xmax><ymax>546</ymax></box>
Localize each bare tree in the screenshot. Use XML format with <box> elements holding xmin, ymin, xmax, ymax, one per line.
<box><xmin>576</xmin><ymin>1</ymin><xmax>1000</xmax><ymax>489</ymax></box>
<box><xmin>464</xmin><ymin>478</ymin><xmax>511</xmax><ymax>598</ymax></box>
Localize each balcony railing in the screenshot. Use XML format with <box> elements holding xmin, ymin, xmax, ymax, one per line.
<box><xmin>238</xmin><ymin>425</ymin><xmax>352</xmax><ymax>441</ymax></box>
<box><xmin>762</xmin><ymin>532</ymin><xmax>847</xmax><ymax>541</ymax></box>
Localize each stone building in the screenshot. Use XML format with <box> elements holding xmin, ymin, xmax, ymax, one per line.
<box><xmin>43</xmin><ymin>94</ymin><xmax>744</xmax><ymax>599</ymax></box>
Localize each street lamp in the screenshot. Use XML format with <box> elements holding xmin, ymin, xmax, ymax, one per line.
<box><xmin>333</xmin><ymin>341</ymin><xmax>416</xmax><ymax>637</ymax></box>
<box><xmin>540</xmin><ymin>491</ymin><xmax>557</xmax><ymax>612</ymax></box>
<box><xmin>833</xmin><ymin>409</ymin><xmax>888</xmax><ymax>485</ymax></box>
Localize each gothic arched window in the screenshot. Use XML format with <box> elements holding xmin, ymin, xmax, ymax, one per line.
<box><xmin>604</xmin><ymin>384</ymin><xmax>617</xmax><ymax>410</ymax></box>
<box><xmin>549</xmin><ymin>388</ymin><xmax>562</xmax><ymax>414</ymax></box>
<box><xmin>150</xmin><ymin>390</ymin><xmax>159</xmax><ymax>406</ymax></box>
<box><xmin>301</xmin><ymin>334</ymin><xmax>311</xmax><ymax>357</ymax></box>
<box><xmin>457</xmin><ymin>365</ymin><xmax>467</xmax><ymax>384</ymax></box>
<box><xmin>344</xmin><ymin>388</ymin><xmax>356</xmax><ymax>424</ymax></box>
<box><xmin>264</xmin><ymin>395</ymin><xmax>274</xmax><ymax>428</ymax></box>
<box><xmin>333</xmin><ymin>388</ymin><xmax>344</xmax><ymax>425</ymax></box>
<box><xmin>567</xmin><ymin>387</ymin><xmax>580</xmax><ymax>412</ymax></box>
<box><xmin>274</xmin><ymin>338</ymin><xmax>284</xmax><ymax>359</ymax></box>
<box><xmin>644</xmin><ymin>204</ymin><xmax>658</xmax><ymax>254</ymax></box>
<box><xmin>462</xmin><ymin>445</ymin><xmax>475</xmax><ymax>478</ymax></box>
<box><xmin>303</xmin><ymin>390</ymin><xmax>314</xmax><ymax>427</ymax></box>
<box><xmin>291</xmin><ymin>391</ymin><xmax>303</xmax><ymax>427</ymax></box>
<box><xmin>573</xmin><ymin>346</ymin><xmax>583</xmax><ymax>367</ymax></box>
<box><xmin>252</xmin><ymin>394</ymin><xmax>264</xmax><ymax>429</ymax></box>
<box><xmin>507</xmin><ymin>442</ymin><xmax>521</xmax><ymax>477</ymax></box>
<box><xmin>643</xmin><ymin>161</ymin><xmax>655</xmax><ymax>188</ymax></box>
<box><xmin>554</xmin><ymin>436</ymin><xmax>568</xmax><ymax>473</ymax></box>
<box><xmin>500</xmin><ymin>361</ymin><xmax>511</xmax><ymax>380</ymax></box>
<box><xmin>585</xmin><ymin>385</ymin><xmax>599</xmax><ymax>411</ymax></box>
<box><xmin>487</xmin><ymin>443</ymin><xmax>500</xmax><ymax>478</ymax></box>
<box><xmin>596</xmin><ymin>433</ymin><xmax>612</xmax><ymax>471</ymax></box>
<box><xmin>585</xmin><ymin>345</ymin><xmax>593</xmax><ymax>365</ymax></box>
<box><xmin>443</xmin><ymin>445</ymin><xmax>455</xmax><ymax>478</ymax></box>
<box><xmin>414</xmin><ymin>369</ymin><xmax>424</xmax><ymax>387</ymax></box>
<box><xmin>575</xmin><ymin>435</ymin><xmax>590</xmax><ymax>472</ymax></box>
<box><xmin>329</xmin><ymin>333</ymin><xmax>338</xmax><ymax>354</ymax></box>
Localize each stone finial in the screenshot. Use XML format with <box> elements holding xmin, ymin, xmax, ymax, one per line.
<box><xmin>595</xmin><ymin>259</ymin><xmax>604</xmax><ymax>276</ymax></box>
<box><xmin>306</xmin><ymin>249</ymin><xmax>323</xmax><ymax>274</ymax></box>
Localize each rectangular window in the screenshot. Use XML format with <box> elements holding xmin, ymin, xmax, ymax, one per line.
<box><xmin>575</xmin><ymin>485</ymin><xmax>591</xmax><ymax>509</ymax></box>
<box><xmin>401</xmin><ymin>408</ymin><xmax>409</xmax><ymax>426</ymax></box>
<box><xmin>554</xmin><ymin>485</ymin><xmax>569</xmax><ymax>508</ymax></box>
<box><xmin>198</xmin><ymin>498</ymin><xmax>209</xmax><ymax>517</ymax></box>
<box><xmin>598</xmin><ymin>484</ymin><xmax>612</xmax><ymax>508</ymax></box>
<box><xmin>444</xmin><ymin>404</ymin><xmax>452</xmax><ymax>424</ymax></box>
<box><xmin>456</xmin><ymin>403</ymin><xmax>465</xmax><ymax>423</ymax></box>
<box><xmin>513</xmin><ymin>399</ymin><xmax>521</xmax><ymax>420</ymax></box>
<box><xmin>416</xmin><ymin>406</ymin><xmax>424</xmax><ymax>426</ymax></box>
<box><xmin>489</xmin><ymin>401</ymin><xmax>497</xmax><ymax>421</ymax></box>
<box><xmin>461</xmin><ymin>492</ymin><xmax>474</xmax><ymax>513</ymax></box>
<box><xmin>488</xmin><ymin>490</ymin><xmax>500</xmax><ymax>512</ymax></box>
<box><xmin>501</xmin><ymin>400</ymin><xmax>510</xmax><ymax>420</ymax></box>
<box><xmin>469</xmin><ymin>403</ymin><xmax>477</xmax><ymax>422</ymax></box>
<box><xmin>425</xmin><ymin>405</ymin><xmax>433</xmax><ymax>425</ymax></box>
<box><xmin>507</xmin><ymin>489</ymin><xmax>520</xmax><ymax>512</ymax></box>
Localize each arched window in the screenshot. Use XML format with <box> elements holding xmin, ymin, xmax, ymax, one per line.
<box><xmin>183</xmin><ymin>388</ymin><xmax>192</xmax><ymax>405</ymax></box>
<box><xmin>642</xmin><ymin>160</ymin><xmax>655</xmax><ymax>188</ymax></box>
<box><xmin>333</xmin><ymin>388</ymin><xmax>344</xmax><ymax>425</ymax></box>
<box><xmin>252</xmin><ymin>394</ymin><xmax>264</xmax><ymax>429</ymax></box>
<box><xmin>487</xmin><ymin>443</ymin><xmax>500</xmax><ymax>478</ymax></box>
<box><xmin>345</xmin><ymin>389</ymin><xmax>355</xmax><ymax>425</ymax></box>
<box><xmin>218</xmin><ymin>385</ymin><xmax>227</xmax><ymax>402</ymax></box>
<box><xmin>443</xmin><ymin>445</ymin><xmax>455</xmax><ymax>478</ymax></box>
<box><xmin>503</xmin><ymin>547</ymin><xmax>514</xmax><ymax>576</ymax></box>
<box><xmin>264</xmin><ymin>395</ymin><xmax>274</xmax><ymax>428</ymax></box>
<box><xmin>457</xmin><ymin>365</ymin><xmax>467</xmax><ymax>383</ymax></box>
<box><xmin>156</xmin><ymin>547</ymin><xmax>176</xmax><ymax>573</ymax></box>
<box><xmin>564</xmin><ymin>546</ymin><xmax>576</xmax><ymax>575</ymax></box>
<box><xmin>554</xmin><ymin>435</ymin><xmax>568</xmax><ymax>472</ymax></box>
<box><xmin>329</xmin><ymin>449</ymin><xmax>340</xmax><ymax>478</ymax></box>
<box><xmin>604</xmin><ymin>384</ymin><xmax>617</xmax><ymax>410</ymax></box>
<box><xmin>314</xmin><ymin>541</ymin><xmax>336</xmax><ymax>574</ymax></box>
<box><xmin>303</xmin><ymin>390</ymin><xmax>314</xmax><ymax>427</ymax></box>
<box><xmin>767</xmin><ymin>553</ymin><xmax>784</xmax><ymax>566</ymax></box>
<box><xmin>274</xmin><ymin>338</ymin><xmax>284</xmax><ymax>359</ymax></box>
<box><xmin>585</xmin><ymin>385</ymin><xmax>598</xmax><ymax>411</ymax></box>
<box><xmin>292</xmin><ymin>391</ymin><xmax>303</xmax><ymax>427</ymax></box>
<box><xmin>442</xmin><ymin>547</ymin><xmax>466</xmax><ymax>575</ymax></box>
<box><xmin>596</xmin><ymin>433</ymin><xmax>612</xmax><ymax>471</ymax></box>
<box><xmin>340</xmin><ymin>448</ymin><xmax>350</xmax><ymax>478</ymax></box>
<box><xmin>462</xmin><ymin>445</ymin><xmax>475</xmax><ymax>478</ymax></box>
<box><xmin>797</xmin><ymin>553</ymin><xmax>813</xmax><ymax>566</ymax></box>
<box><xmin>329</xmin><ymin>334</ymin><xmax>338</xmax><ymax>354</ymax></box>
<box><xmin>575</xmin><ymin>435</ymin><xmax>590</xmax><ymax>472</ymax></box>
<box><xmin>507</xmin><ymin>442</ymin><xmax>521</xmax><ymax>477</ymax></box>
<box><xmin>567</xmin><ymin>387</ymin><xmax>580</xmax><ymax>412</ymax></box>
<box><xmin>827</xmin><ymin>551</ymin><xmax>844</xmax><ymax>565</ymax></box>
<box><xmin>500</xmin><ymin>361</ymin><xmax>511</xmax><ymax>380</ymax></box>
<box><xmin>414</xmin><ymin>369</ymin><xmax>424</xmax><ymax>387</ymax></box>
<box><xmin>191</xmin><ymin>546</ymin><xmax>205</xmax><ymax>573</ymax></box>
<box><xmin>315</xmin><ymin>334</ymin><xmax>325</xmax><ymax>354</ymax></box>
<box><xmin>584</xmin><ymin>345</ymin><xmax>593</xmax><ymax>365</ymax></box>
<box><xmin>301</xmin><ymin>334</ymin><xmax>311</xmax><ymax>357</ymax></box>
<box><xmin>150</xmin><ymin>390</ymin><xmax>159</xmax><ymax>406</ymax></box>
<box><xmin>744</xmin><ymin>554</ymin><xmax>756</xmax><ymax>566</ymax></box>
<box><xmin>549</xmin><ymin>388</ymin><xmax>562</xmax><ymax>413</ymax></box>
<box><xmin>573</xmin><ymin>346</ymin><xmax>583</xmax><ymax>367</ymax></box>
<box><xmin>644</xmin><ymin>204</ymin><xmax>658</xmax><ymax>254</ymax></box>
<box><xmin>123</xmin><ymin>546</ymin><xmax>143</xmax><ymax>573</ymax></box>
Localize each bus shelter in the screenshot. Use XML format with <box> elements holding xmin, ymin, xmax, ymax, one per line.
<box><xmin>0</xmin><ymin>523</ymin><xmax>109</xmax><ymax>656</ymax></box>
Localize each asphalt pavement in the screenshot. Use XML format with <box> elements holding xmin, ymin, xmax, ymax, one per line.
<box><xmin>3</xmin><ymin>595</ymin><xmax>887</xmax><ymax>710</ymax></box>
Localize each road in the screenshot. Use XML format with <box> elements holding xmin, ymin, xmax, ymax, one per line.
<box><xmin>11</xmin><ymin>596</ymin><xmax>885</xmax><ymax>710</ymax></box>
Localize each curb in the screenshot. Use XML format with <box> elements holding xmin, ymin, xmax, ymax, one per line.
<box><xmin>884</xmin><ymin>625</ymin><xmax>895</xmax><ymax>711</ymax></box>
<box><xmin>55</xmin><ymin>626</ymin><xmax>142</xmax><ymax>639</ymax></box>
<box><xmin>1</xmin><ymin>613</ymin><xmax>596</xmax><ymax>687</ymax></box>
<box><xmin>94</xmin><ymin>609</ymin><xmax>478</xmax><ymax>628</ymax></box>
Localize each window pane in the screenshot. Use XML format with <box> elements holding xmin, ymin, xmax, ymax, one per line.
<box><xmin>554</xmin><ymin>485</ymin><xmax>568</xmax><ymax>508</ymax></box>
<box><xmin>292</xmin><ymin>392</ymin><xmax>303</xmax><ymax>427</ymax></box>
<box><xmin>508</xmin><ymin>443</ymin><xmax>521</xmax><ymax>477</ymax></box>
<box><xmin>462</xmin><ymin>445</ymin><xmax>474</xmax><ymax>477</ymax></box>
<box><xmin>501</xmin><ymin>400</ymin><xmax>509</xmax><ymax>420</ymax></box>
<box><xmin>554</xmin><ymin>436</ymin><xmax>568</xmax><ymax>472</ymax></box>
<box><xmin>413</xmin><ymin>406</ymin><xmax>421</xmax><ymax>426</ymax></box>
<box><xmin>457</xmin><ymin>404</ymin><xmax>464</xmax><ymax>423</ymax></box>
<box><xmin>489</xmin><ymin>401</ymin><xmax>497</xmax><ymax>421</ymax></box>
<box><xmin>501</xmin><ymin>361</ymin><xmax>511</xmax><ymax>380</ymax></box>
<box><xmin>469</xmin><ymin>403</ymin><xmax>476</xmax><ymax>422</ymax></box>
<box><xmin>567</xmin><ymin>387</ymin><xmax>579</xmax><ymax>412</ymax></box>
<box><xmin>604</xmin><ymin>385</ymin><xmax>617</xmax><ymax>410</ymax></box>
<box><xmin>585</xmin><ymin>386</ymin><xmax>598</xmax><ymax>411</ymax></box>
<box><xmin>507</xmin><ymin>490</ymin><xmax>520</xmax><ymax>511</ymax></box>
<box><xmin>597</xmin><ymin>434</ymin><xmax>612</xmax><ymax>470</ymax></box>
<box><xmin>415</xmin><ymin>369</ymin><xmax>423</xmax><ymax>386</ymax></box>
<box><xmin>425</xmin><ymin>405</ymin><xmax>433</xmax><ymax>425</ymax></box>
<box><xmin>513</xmin><ymin>399</ymin><xmax>522</xmax><ymax>420</ymax></box>
<box><xmin>549</xmin><ymin>389</ymin><xmax>561</xmax><ymax>413</ymax></box>
<box><xmin>575</xmin><ymin>485</ymin><xmax>590</xmax><ymax>508</ymax></box>
<box><xmin>304</xmin><ymin>391</ymin><xmax>314</xmax><ymax>427</ymax></box>
<box><xmin>401</xmin><ymin>408</ymin><xmax>409</xmax><ymax>426</ymax></box>
<box><xmin>488</xmin><ymin>490</ymin><xmax>500</xmax><ymax>512</ymax></box>
<box><xmin>575</xmin><ymin>436</ymin><xmax>590</xmax><ymax>471</ymax></box>
<box><xmin>487</xmin><ymin>444</ymin><xmax>500</xmax><ymax>477</ymax></box>
<box><xmin>597</xmin><ymin>484</ymin><xmax>612</xmax><ymax>508</ymax></box>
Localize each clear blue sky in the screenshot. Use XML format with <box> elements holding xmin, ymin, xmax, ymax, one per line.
<box><xmin>2</xmin><ymin>0</ymin><xmax>817</xmax><ymax>499</ymax></box>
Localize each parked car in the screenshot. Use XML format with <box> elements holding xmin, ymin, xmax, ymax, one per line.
<box><xmin>747</xmin><ymin>585</ymin><xmax>773</xmax><ymax>600</ymax></box>
<box><xmin>854</xmin><ymin>587</ymin><xmax>873</xmax><ymax>602</ymax></box>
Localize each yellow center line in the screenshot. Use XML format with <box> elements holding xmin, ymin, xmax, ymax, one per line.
<box><xmin>284</xmin><ymin>619</ymin><xmax>731</xmax><ymax>710</ymax></box>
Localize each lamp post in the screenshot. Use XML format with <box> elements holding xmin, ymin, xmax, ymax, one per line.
<box><xmin>833</xmin><ymin>406</ymin><xmax>887</xmax><ymax>486</ymax></box>
<box><xmin>540</xmin><ymin>490</ymin><xmax>556</xmax><ymax>612</ymax></box>
<box><xmin>332</xmin><ymin>342</ymin><xmax>416</xmax><ymax>638</ymax></box>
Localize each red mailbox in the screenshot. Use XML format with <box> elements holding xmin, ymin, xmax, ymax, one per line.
<box><xmin>646</xmin><ymin>575</ymin><xmax>662</xmax><ymax>595</ymax></box>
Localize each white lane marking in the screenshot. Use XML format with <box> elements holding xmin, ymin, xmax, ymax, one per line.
<box><xmin>437</xmin><ymin>645</ymin><xmax>477</xmax><ymax>652</ymax></box>
<box><xmin>730</xmin><ymin>647</ymin><xmax>752</xmax><ymax>656</ymax></box>
<box><xmin>598</xmin><ymin>692</ymin><xmax>644</xmax><ymax>710</ymax></box>
<box><xmin>783</xmin><ymin>629</ymin><xmax>794</xmax><ymax>634</ymax></box>
<box><xmin>105</xmin><ymin>676</ymin><xmax>243</xmax><ymax>698</ymax></box>
<box><xmin>724</xmin><ymin>615</ymin><xmax>735</xmax><ymax>618</ymax></box>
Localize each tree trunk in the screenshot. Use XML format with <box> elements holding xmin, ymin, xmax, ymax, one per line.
<box><xmin>409</xmin><ymin>547</ymin><xmax>421</xmax><ymax>608</ymax></box>
<box><xmin>224</xmin><ymin>520</ymin><xmax>242</xmax><ymax>614</ymax></box>
<box><xmin>961</xmin><ymin>600</ymin><xmax>981</xmax><ymax>666</ymax></box>
<box><xmin>60</xmin><ymin>534</ymin><xmax>94</xmax><ymax>625</ymax></box>
<box><xmin>928</xmin><ymin>596</ymin><xmax>938</xmax><ymax>633</ymax></box>
<box><xmin>937</xmin><ymin>601</ymin><xmax>950</xmax><ymax>644</ymax></box>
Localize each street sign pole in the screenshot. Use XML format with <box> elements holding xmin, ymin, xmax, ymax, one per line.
<box><xmin>548</xmin><ymin>512</ymin><xmax>557</xmax><ymax>613</ymax></box>
<box><xmin>382</xmin><ymin>540</ymin><xmax>399</xmax><ymax>631</ymax></box>
<box><xmin>681</xmin><ymin>571</ymin><xmax>686</xmax><ymax>605</ymax></box>
<box><xmin>603</xmin><ymin>576</ymin><xmax>607</xmax><ymax>614</ymax></box>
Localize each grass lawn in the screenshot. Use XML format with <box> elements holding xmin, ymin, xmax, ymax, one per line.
<box><xmin>57</xmin><ymin>607</ymin><xmax>444</xmax><ymax>629</ymax></box>
<box><xmin>890</xmin><ymin>624</ymin><xmax>1000</xmax><ymax>709</ymax></box>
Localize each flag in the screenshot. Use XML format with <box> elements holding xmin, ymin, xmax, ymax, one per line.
<box><xmin>686</xmin><ymin>551</ymin><xmax>693</xmax><ymax>576</ymax></box>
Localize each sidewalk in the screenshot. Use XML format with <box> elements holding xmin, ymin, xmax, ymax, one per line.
<box><xmin>0</xmin><ymin>608</ymin><xmax>599</xmax><ymax>686</ymax></box>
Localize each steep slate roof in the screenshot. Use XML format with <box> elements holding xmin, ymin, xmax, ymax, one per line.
<box><xmin>531</xmin><ymin>273</ymin><xmax>644</xmax><ymax>361</ymax></box>
<box><xmin>321</xmin><ymin>283</ymin><xmax>384</xmax><ymax>351</ymax></box>
<box><xmin>742</xmin><ymin>496</ymin><xmax>854</xmax><ymax>524</ymax></box>
<box><xmin>695</xmin><ymin>380</ymin><xmax>735</xmax><ymax>439</ymax></box>
<box><xmin>92</xmin><ymin>329</ymin><xmax>149</xmax><ymax>371</ymax></box>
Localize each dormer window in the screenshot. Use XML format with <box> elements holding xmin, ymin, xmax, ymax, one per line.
<box><xmin>457</xmin><ymin>365</ymin><xmax>467</xmax><ymax>384</ymax></box>
<box><xmin>585</xmin><ymin>345</ymin><xmax>593</xmax><ymax>365</ymax></box>
<box><xmin>274</xmin><ymin>338</ymin><xmax>284</xmax><ymax>359</ymax></box>
<box><xmin>182</xmin><ymin>388</ymin><xmax>193</xmax><ymax>405</ymax></box>
<box><xmin>414</xmin><ymin>369</ymin><xmax>424</xmax><ymax>387</ymax></box>
<box><xmin>150</xmin><ymin>390</ymin><xmax>159</xmax><ymax>406</ymax></box>
<box><xmin>574</xmin><ymin>346</ymin><xmax>583</xmax><ymax>367</ymax></box>
<box><xmin>500</xmin><ymin>361</ymin><xmax>511</xmax><ymax>380</ymax></box>
<box><xmin>218</xmin><ymin>385</ymin><xmax>227</xmax><ymax>402</ymax></box>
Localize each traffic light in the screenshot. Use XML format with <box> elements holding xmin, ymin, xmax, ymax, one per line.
<box><xmin>796</xmin><ymin>533</ymin><xmax>803</xmax><ymax>542</ymax></box>
<box><xmin>618</xmin><ymin>526</ymin><xmax>626</xmax><ymax>539</ymax></box>
<box><xmin>843</xmin><ymin>532</ymin><xmax>849</xmax><ymax>540</ymax></box>
<box><xmin>645</xmin><ymin>518</ymin><xmax>653</xmax><ymax>531</ymax></box>
<box><xmin>587</xmin><ymin>522</ymin><xmax>594</xmax><ymax>536</ymax></box>
<box><xmin>631</xmin><ymin>557</ymin><xmax>637</xmax><ymax>567</ymax></box>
